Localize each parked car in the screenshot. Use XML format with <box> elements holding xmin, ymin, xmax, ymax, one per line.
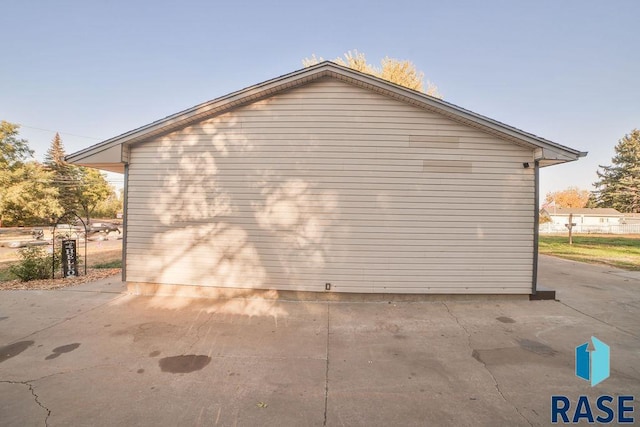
<box><xmin>88</xmin><ymin>222</ymin><xmax>121</xmax><ymax>234</ymax></box>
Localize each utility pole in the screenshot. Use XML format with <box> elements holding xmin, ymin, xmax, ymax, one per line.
<box><xmin>565</xmin><ymin>213</ymin><xmax>576</xmax><ymax>245</ymax></box>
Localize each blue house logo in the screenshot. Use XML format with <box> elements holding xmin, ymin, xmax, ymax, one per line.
<box><xmin>551</xmin><ymin>338</ymin><xmax>634</xmax><ymax>423</ymax></box>
<box><xmin>575</xmin><ymin>337</ymin><xmax>610</xmax><ymax>386</ymax></box>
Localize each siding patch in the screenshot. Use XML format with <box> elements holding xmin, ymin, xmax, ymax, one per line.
<box><xmin>410</xmin><ymin>135</ymin><xmax>460</xmax><ymax>148</ymax></box>
<box><xmin>423</xmin><ymin>160</ymin><xmax>472</xmax><ymax>173</ymax></box>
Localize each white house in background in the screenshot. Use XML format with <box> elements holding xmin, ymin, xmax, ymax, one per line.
<box><xmin>622</xmin><ymin>213</ymin><xmax>640</xmax><ymax>224</ymax></box>
<box><xmin>67</xmin><ymin>62</ymin><xmax>585</xmax><ymax>297</ymax></box>
<box><xmin>539</xmin><ymin>207</ymin><xmax>640</xmax><ymax>234</ymax></box>
<box><xmin>541</xmin><ymin>207</ymin><xmax>624</xmax><ymax>227</ymax></box>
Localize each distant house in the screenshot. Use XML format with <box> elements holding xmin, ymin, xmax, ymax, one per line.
<box><xmin>541</xmin><ymin>207</ymin><xmax>624</xmax><ymax>226</ymax></box>
<box><xmin>539</xmin><ymin>207</ymin><xmax>640</xmax><ymax>234</ymax></box>
<box><xmin>67</xmin><ymin>62</ymin><xmax>586</xmax><ymax>297</ymax></box>
<box><xmin>621</xmin><ymin>213</ymin><xmax>640</xmax><ymax>224</ymax></box>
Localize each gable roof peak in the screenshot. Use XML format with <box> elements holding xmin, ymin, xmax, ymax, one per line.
<box><xmin>67</xmin><ymin>62</ymin><xmax>586</xmax><ymax>171</ymax></box>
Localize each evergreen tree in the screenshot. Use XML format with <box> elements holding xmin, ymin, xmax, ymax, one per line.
<box><xmin>44</xmin><ymin>133</ymin><xmax>81</xmax><ymax>215</ymax></box>
<box><xmin>594</xmin><ymin>129</ymin><xmax>640</xmax><ymax>213</ymax></box>
<box><xmin>584</xmin><ymin>192</ymin><xmax>599</xmax><ymax>208</ymax></box>
<box><xmin>44</xmin><ymin>132</ymin><xmax>66</xmax><ymax>166</ymax></box>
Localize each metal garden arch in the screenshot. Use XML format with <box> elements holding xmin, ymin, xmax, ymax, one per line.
<box><xmin>51</xmin><ymin>212</ymin><xmax>88</xmax><ymax>278</ymax></box>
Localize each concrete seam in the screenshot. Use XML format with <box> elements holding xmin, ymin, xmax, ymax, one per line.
<box><xmin>12</xmin><ymin>293</ymin><xmax>127</xmax><ymax>343</ymax></box>
<box><xmin>0</xmin><ymin>380</ymin><xmax>51</xmax><ymax>426</ymax></box>
<box><xmin>1</xmin><ymin>363</ymin><xmax>126</xmax><ymax>389</ymax></box>
<box><xmin>323</xmin><ymin>302</ymin><xmax>330</xmax><ymax>426</ymax></box>
<box><xmin>556</xmin><ymin>300</ymin><xmax>639</xmax><ymax>339</ymax></box>
<box><xmin>442</xmin><ymin>302</ymin><xmax>533</xmax><ymax>427</ymax></box>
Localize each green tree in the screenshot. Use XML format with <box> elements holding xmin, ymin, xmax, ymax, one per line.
<box><xmin>92</xmin><ymin>190</ymin><xmax>123</xmax><ymax>219</ymax></box>
<box><xmin>44</xmin><ymin>132</ymin><xmax>81</xmax><ymax>212</ymax></box>
<box><xmin>584</xmin><ymin>192</ymin><xmax>599</xmax><ymax>208</ymax></box>
<box><xmin>0</xmin><ymin>161</ymin><xmax>62</xmax><ymax>225</ymax></box>
<box><xmin>76</xmin><ymin>167</ymin><xmax>114</xmax><ymax>224</ymax></box>
<box><xmin>0</xmin><ymin>122</ymin><xmax>60</xmax><ymax>226</ymax></box>
<box><xmin>594</xmin><ymin>129</ymin><xmax>640</xmax><ymax>213</ymax></box>
<box><xmin>0</xmin><ymin>121</ymin><xmax>33</xmax><ymax>169</ymax></box>
<box><xmin>303</xmin><ymin>50</ymin><xmax>441</xmax><ymax>97</ymax></box>
<box><xmin>43</xmin><ymin>133</ymin><xmax>114</xmax><ymax>223</ymax></box>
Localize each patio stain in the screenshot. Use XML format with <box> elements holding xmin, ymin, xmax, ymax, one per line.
<box><xmin>159</xmin><ymin>355</ymin><xmax>211</xmax><ymax>373</ymax></box>
<box><xmin>517</xmin><ymin>339</ymin><xmax>558</xmax><ymax>356</ymax></box>
<box><xmin>472</xmin><ymin>339</ymin><xmax>560</xmax><ymax>366</ymax></box>
<box><xmin>45</xmin><ymin>343</ymin><xmax>81</xmax><ymax>360</ymax></box>
<box><xmin>0</xmin><ymin>340</ymin><xmax>34</xmax><ymax>363</ymax></box>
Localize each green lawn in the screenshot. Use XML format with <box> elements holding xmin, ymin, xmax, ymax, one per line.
<box><xmin>539</xmin><ymin>235</ymin><xmax>640</xmax><ymax>270</ymax></box>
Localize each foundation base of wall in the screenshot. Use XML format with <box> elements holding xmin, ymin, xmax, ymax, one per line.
<box><xmin>127</xmin><ymin>282</ymin><xmax>530</xmax><ymax>302</ymax></box>
<box><xmin>529</xmin><ymin>287</ymin><xmax>556</xmax><ymax>300</ymax></box>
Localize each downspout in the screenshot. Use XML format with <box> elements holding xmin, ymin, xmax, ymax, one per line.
<box><xmin>532</xmin><ymin>160</ymin><xmax>540</xmax><ymax>295</ymax></box>
<box><xmin>122</xmin><ymin>164</ymin><xmax>129</xmax><ymax>282</ymax></box>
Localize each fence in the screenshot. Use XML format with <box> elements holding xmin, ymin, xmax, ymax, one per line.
<box><xmin>539</xmin><ymin>223</ymin><xmax>640</xmax><ymax>235</ymax></box>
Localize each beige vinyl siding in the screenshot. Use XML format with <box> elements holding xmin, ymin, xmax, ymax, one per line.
<box><xmin>126</xmin><ymin>78</ymin><xmax>535</xmax><ymax>294</ymax></box>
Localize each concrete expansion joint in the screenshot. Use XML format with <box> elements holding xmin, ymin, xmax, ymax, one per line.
<box><xmin>323</xmin><ymin>302</ymin><xmax>330</xmax><ymax>427</ymax></box>
<box><xmin>0</xmin><ymin>379</ymin><xmax>51</xmax><ymax>426</ymax></box>
<box><xmin>441</xmin><ymin>303</ymin><xmax>533</xmax><ymax>427</ymax></box>
<box><xmin>557</xmin><ymin>300</ymin><xmax>640</xmax><ymax>339</ymax></box>
<box><xmin>14</xmin><ymin>294</ymin><xmax>127</xmax><ymax>345</ymax></box>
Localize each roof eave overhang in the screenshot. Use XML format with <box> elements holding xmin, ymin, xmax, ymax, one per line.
<box><xmin>74</xmin><ymin>162</ymin><xmax>125</xmax><ymax>173</ymax></box>
<box><xmin>66</xmin><ymin>142</ymin><xmax>127</xmax><ymax>173</ymax></box>
<box><xmin>534</xmin><ymin>147</ymin><xmax>588</xmax><ymax>167</ymax></box>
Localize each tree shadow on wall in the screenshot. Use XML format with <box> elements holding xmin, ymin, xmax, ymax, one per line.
<box><xmin>128</xmin><ymin>111</ymin><xmax>339</xmax><ymax>317</ymax></box>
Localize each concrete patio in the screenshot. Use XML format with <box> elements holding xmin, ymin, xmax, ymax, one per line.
<box><xmin>0</xmin><ymin>255</ymin><xmax>638</xmax><ymax>426</ymax></box>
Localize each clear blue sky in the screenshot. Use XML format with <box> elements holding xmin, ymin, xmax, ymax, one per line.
<box><xmin>2</xmin><ymin>0</ymin><xmax>638</xmax><ymax>199</ymax></box>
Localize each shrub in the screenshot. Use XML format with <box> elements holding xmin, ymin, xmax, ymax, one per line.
<box><xmin>9</xmin><ymin>246</ymin><xmax>60</xmax><ymax>282</ymax></box>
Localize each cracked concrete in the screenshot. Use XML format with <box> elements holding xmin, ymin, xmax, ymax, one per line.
<box><xmin>26</xmin><ymin>381</ymin><xmax>51</xmax><ymax>427</ymax></box>
<box><xmin>469</xmin><ymin>350</ymin><xmax>534</xmax><ymax>427</ymax></box>
<box><xmin>443</xmin><ymin>301</ymin><xmax>533</xmax><ymax>427</ymax></box>
<box><xmin>0</xmin><ymin>380</ymin><xmax>50</xmax><ymax>426</ymax></box>
<box><xmin>0</xmin><ymin>257</ymin><xmax>639</xmax><ymax>426</ymax></box>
